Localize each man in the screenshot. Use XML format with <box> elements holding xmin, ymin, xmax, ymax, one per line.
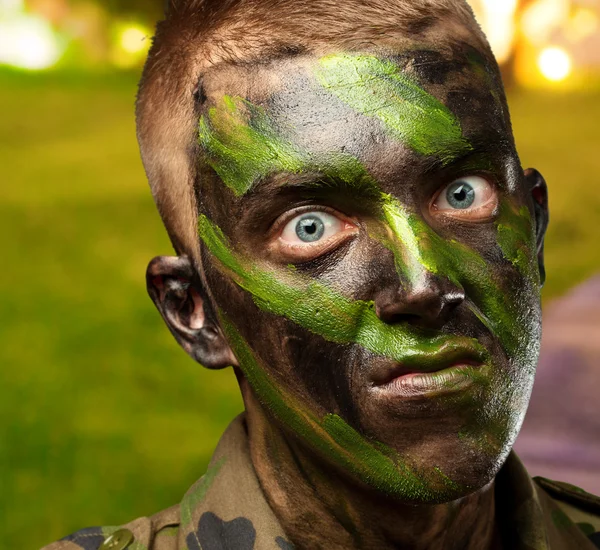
<box><xmin>44</xmin><ymin>0</ymin><xmax>600</xmax><ymax>548</ymax></box>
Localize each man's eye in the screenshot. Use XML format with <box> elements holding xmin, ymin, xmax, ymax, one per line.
<box><xmin>431</xmin><ymin>176</ymin><xmax>498</xmax><ymax>221</ymax></box>
<box><xmin>282</xmin><ymin>212</ymin><xmax>342</xmax><ymax>243</ymax></box>
<box><xmin>270</xmin><ymin>210</ymin><xmax>359</xmax><ymax>262</ymax></box>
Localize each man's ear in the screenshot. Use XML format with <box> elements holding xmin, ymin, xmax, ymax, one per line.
<box><xmin>146</xmin><ymin>255</ymin><xmax>238</xmax><ymax>369</ymax></box>
<box><xmin>524</xmin><ymin>168</ymin><xmax>549</xmax><ymax>286</ymax></box>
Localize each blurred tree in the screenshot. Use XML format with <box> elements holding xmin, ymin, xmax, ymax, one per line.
<box><xmin>73</xmin><ymin>0</ymin><xmax>165</xmax><ymax>23</ymax></box>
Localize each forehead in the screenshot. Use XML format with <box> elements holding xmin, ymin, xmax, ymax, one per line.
<box><xmin>199</xmin><ymin>47</ymin><xmax>516</xmax><ymax>194</ymax></box>
<box><xmin>204</xmin><ymin>45</ymin><xmax>508</xmax><ymax>124</ymax></box>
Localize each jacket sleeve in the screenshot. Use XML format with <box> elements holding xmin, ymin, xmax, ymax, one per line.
<box><xmin>40</xmin><ymin>517</ymin><xmax>154</xmax><ymax>550</ymax></box>
<box><xmin>40</xmin><ymin>505</ymin><xmax>182</xmax><ymax>550</ymax></box>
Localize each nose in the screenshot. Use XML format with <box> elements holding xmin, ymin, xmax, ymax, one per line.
<box><xmin>375</xmin><ymin>273</ymin><xmax>465</xmax><ymax>330</ymax></box>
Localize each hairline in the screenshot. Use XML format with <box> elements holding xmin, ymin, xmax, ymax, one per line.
<box><xmin>136</xmin><ymin>0</ymin><xmax>500</xmax><ymax>262</ymax></box>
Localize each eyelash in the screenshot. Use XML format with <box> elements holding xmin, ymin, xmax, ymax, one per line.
<box><xmin>270</xmin><ymin>205</ymin><xmax>340</xmax><ymax>234</ymax></box>
<box><xmin>267</xmin><ymin>206</ymin><xmax>359</xmax><ymax>262</ymax></box>
<box><xmin>429</xmin><ymin>175</ymin><xmax>499</xmax><ymax>222</ymax></box>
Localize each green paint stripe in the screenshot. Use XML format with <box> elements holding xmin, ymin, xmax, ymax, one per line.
<box><xmin>198</xmin><ymin>53</ymin><xmax>472</xmax><ymax>196</ymax></box>
<box><xmin>199</xmin><ymin>96</ymin><xmax>305</xmax><ymax>196</ymax></box>
<box><xmin>198</xmin><ymin>94</ymin><xmax>387</xmax><ymax>197</ymax></box>
<box><xmin>315</xmin><ymin>53</ymin><xmax>472</xmax><ymax>164</ymax></box>
<box><xmin>496</xmin><ymin>203</ymin><xmax>538</xmax><ymax>284</ymax></box>
<box><xmin>220</xmin><ymin>314</ymin><xmax>460</xmax><ymax>500</ymax></box>
<box><xmin>199</xmin><ymin>214</ymin><xmax>488</xmax><ymax>363</ymax></box>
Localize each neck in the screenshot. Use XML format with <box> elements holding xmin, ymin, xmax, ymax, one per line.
<box><xmin>242</xmin><ymin>390</ymin><xmax>501</xmax><ymax>550</ymax></box>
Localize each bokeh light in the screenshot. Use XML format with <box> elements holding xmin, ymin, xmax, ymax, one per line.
<box><xmin>110</xmin><ymin>21</ymin><xmax>151</xmax><ymax>68</ymax></box>
<box><xmin>0</xmin><ymin>2</ymin><xmax>64</xmax><ymax>70</ymax></box>
<box><xmin>0</xmin><ymin>0</ymin><xmax>597</xmax><ymax>86</ymax></box>
<box><xmin>119</xmin><ymin>24</ymin><xmax>148</xmax><ymax>54</ymax></box>
<box><xmin>521</xmin><ymin>0</ymin><xmax>569</xmax><ymax>46</ymax></box>
<box><xmin>469</xmin><ymin>0</ymin><xmax>519</xmax><ymax>63</ymax></box>
<box><xmin>538</xmin><ymin>46</ymin><xmax>573</xmax><ymax>81</ymax></box>
<box><xmin>567</xmin><ymin>7</ymin><xmax>599</xmax><ymax>42</ymax></box>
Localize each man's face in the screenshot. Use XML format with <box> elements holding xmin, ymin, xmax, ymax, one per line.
<box><xmin>195</xmin><ymin>48</ymin><xmax>542</xmax><ymax>502</ymax></box>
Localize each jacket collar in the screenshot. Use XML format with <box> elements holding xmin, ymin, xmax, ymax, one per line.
<box><xmin>177</xmin><ymin>415</ymin><xmax>290</xmax><ymax>550</ymax></box>
<box><xmin>496</xmin><ymin>452</ymin><xmax>597</xmax><ymax>549</ymax></box>
<box><xmin>176</xmin><ymin>414</ymin><xmax>595</xmax><ymax>550</ymax></box>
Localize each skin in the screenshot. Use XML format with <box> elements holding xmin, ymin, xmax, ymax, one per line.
<box><xmin>146</xmin><ymin>42</ymin><xmax>549</xmax><ymax>550</ymax></box>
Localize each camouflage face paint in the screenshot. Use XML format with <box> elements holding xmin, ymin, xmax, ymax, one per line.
<box><xmin>197</xmin><ymin>52</ymin><xmax>541</xmax><ymax>501</ymax></box>
<box><xmin>199</xmin><ymin>53</ymin><xmax>472</xmax><ymax>196</ymax></box>
<box><xmin>496</xmin><ymin>202</ymin><xmax>540</xmax><ymax>284</ymax></box>
<box><xmin>199</xmin><ymin>94</ymin><xmax>382</xmax><ymax>198</ymax></box>
<box><xmin>380</xmin><ymin>195</ymin><xmax>539</xmax><ymax>358</ymax></box>
<box><xmin>199</xmin><ymin>194</ymin><xmax>537</xmax><ymax>362</ymax></box>
<box><xmin>198</xmin><ymin>213</ymin><xmax>487</xmax><ymax>364</ymax></box>
<box><xmin>199</xmin><ymin>192</ymin><xmax>538</xmax><ymax>494</ymax></box>
<box><xmin>199</xmin><ymin>96</ymin><xmax>305</xmax><ymax>196</ymax></box>
<box><xmin>315</xmin><ymin>53</ymin><xmax>473</xmax><ymax>165</ymax></box>
<box><xmin>198</xmin><ymin>73</ymin><xmax>538</xmax><ymax>362</ymax></box>
<box><xmin>221</xmin><ymin>314</ymin><xmax>463</xmax><ymax>501</ymax></box>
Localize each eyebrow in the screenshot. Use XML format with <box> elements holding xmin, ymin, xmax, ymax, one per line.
<box><xmin>419</xmin><ymin>132</ymin><xmax>516</xmax><ymax>175</ymax></box>
<box><xmin>247</xmin><ymin>169</ymin><xmax>384</xmax><ymax>202</ymax></box>
<box><xmin>198</xmin><ymin>55</ymin><xmax>478</xmax><ymax>197</ymax></box>
<box><xmin>198</xmin><ymin>95</ymin><xmax>306</xmax><ymax>197</ymax></box>
<box><xmin>198</xmin><ymin>96</ymin><xmax>390</xmax><ymax>198</ymax></box>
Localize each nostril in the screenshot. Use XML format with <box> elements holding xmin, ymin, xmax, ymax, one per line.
<box><xmin>375</xmin><ymin>288</ymin><xmax>464</xmax><ymax>328</ymax></box>
<box><xmin>375</xmin><ymin>299</ymin><xmax>430</xmax><ymax>325</ymax></box>
<box><xmin>374</xmin><ymin>274</ymin><xmax>465</xmax><ymax>328</ymax></box>
<box><xmin>390</xmin><ymin>313</ymin><xmax>422</xmax><ymax>325</ymax></box>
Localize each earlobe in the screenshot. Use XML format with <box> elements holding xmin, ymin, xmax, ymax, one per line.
<box><xmin>146</xmin><ymin>255</ymin><xmax>239</xmax><ymax>369</ymax></box>
<box><xmin>524</xmin><ymin>168</ymin><xmax>549</xmax><ymax>286</ymax></box>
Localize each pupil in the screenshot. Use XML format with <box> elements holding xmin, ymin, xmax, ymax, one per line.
<box><xmin>453</xmin><ymin>187</ymin><xmax>467</xmax><ymax>201</ymax></box>
<box><xmin>305</xmin><ymin>222</ymin><xmax>317</xmax><ymax>234</ymax></box>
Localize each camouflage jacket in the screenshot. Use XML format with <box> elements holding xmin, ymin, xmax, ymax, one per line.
<box><xmin>43</xmin><ymin>415</ymin><xmax>600</xmax><ymax>550</ymax></box>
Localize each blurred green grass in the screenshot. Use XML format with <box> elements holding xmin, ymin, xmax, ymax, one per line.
<box><xmin>0</xmin><ymin>69</ymin><xmax>599</xmax><ymax>549</ymax></box>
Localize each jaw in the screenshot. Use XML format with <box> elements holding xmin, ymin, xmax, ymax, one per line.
<box><xmin>231</xmin><ymin>328</ymin><xmax>528</xmax><ymax>504</ymax></box>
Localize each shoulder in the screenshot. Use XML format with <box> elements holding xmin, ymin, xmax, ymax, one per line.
<box><xmin>534</xmin><ymin>476</ymin><xmax>600</xmax><ymax>547</ymax></box>
<box><xmin>41</xmin><ymin>505</ymin><xmax>181</xmax><ymax>550</ymax></box>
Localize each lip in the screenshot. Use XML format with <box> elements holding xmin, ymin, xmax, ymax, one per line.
<box><xmin>374</xmin><ymin>363</ymin><xmax>488</xmax><ymax>399</ymax></box>
<box><xmin>370</xmin><ymin>340</ymin><xmax>487</xmax><ymax>398</ymax></box>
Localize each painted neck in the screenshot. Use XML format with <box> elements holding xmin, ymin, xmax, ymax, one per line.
<box><xmin>240</xmin><ymin>381</ymin><xmax>502</xmax><ymax>550</ymax></box>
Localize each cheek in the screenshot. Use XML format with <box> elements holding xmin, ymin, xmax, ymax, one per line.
<box><xmin>448</xmin><ymin>208</ymin><xmax>541</xmax><ymax>366</ymax></box>
<box><xmin>202</xmin><ymin>252</ymin><xmax>355</xmax><ymax>413</ymax></box>
<box><xmin>202</xmin><ymin>253</ymin><xmax>282</xmax><ymax>356</ymax></box>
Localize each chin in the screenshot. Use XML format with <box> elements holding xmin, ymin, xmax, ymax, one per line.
<box><xmin>377</xmin><ymin>435</ymin><xmax>511</xmax><ymax>504</ymax></box>
<box><xmin>342</xmin><ymin>394</ymin><xmax>519</xmax><ymax>503</ymax></box>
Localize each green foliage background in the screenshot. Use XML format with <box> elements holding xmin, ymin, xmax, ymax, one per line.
<box><xmin>79</xmin><ymin>0</ymin><xmax>164</xmax><ymax>22</ymax></box>
<box><xmin>0</xmin><ymin>69</ymin><xmax>599</xmax><ymax>549</ymax></box>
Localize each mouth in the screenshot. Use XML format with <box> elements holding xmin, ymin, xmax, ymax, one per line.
<box><xmin>370</xmin><ymin>340</ymin><xmax>488</xmax><ymax>398</ymax></box>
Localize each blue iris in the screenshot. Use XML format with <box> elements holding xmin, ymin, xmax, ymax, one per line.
<box><xmin>296</xmin><ymin>215</ymin><xmax>325</xmax><ymax>242</ymax></box>
<box><xmin>446</xmin><ymin>181</ymin><xmax>475</xmax><ymax>209</ymax></box>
